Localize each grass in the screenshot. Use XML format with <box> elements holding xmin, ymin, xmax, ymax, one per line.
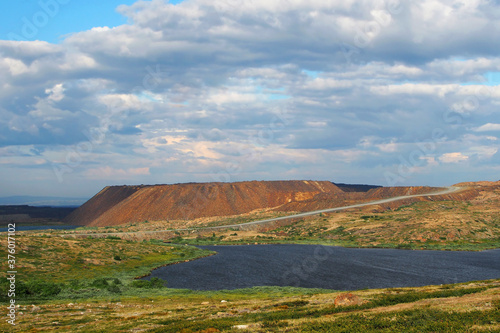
<box><xmin>0</xmin><ymin>230</ymin><xmax>498</xmax><ymax>332</ymax></box>
<box><xmin>145</xmin><ymin>283</ymin><xmax>499</xmax><ymax>332</ymax></box>
<box><xmin>168</xmin><ymin>234</ymin><xmax>500</xmax><ymax>251</ymax></box>
<box><xmin>300</xmin><ymin>308</ymin><xmax>500</xmax><ymax>332</ymax></box>
<box><xmin>4</xmin><ymin>279</ymin><xmax>496</xmax><ymax>332</ymax></box>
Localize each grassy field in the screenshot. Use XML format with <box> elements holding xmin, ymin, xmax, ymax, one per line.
<box><xmin>0</xmin><ymin>234</ymin><xmax>214</xmax><ymax>303</ymax></box>
<box><xmin>0</xmin><ymin>231</ymin><xmax>499</xmax><ymax>332</ymax></box>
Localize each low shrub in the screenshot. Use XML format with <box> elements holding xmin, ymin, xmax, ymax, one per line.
<box><xmin>107</xmin><ymin>284</ymin><xmax>121</xmax><ymax>294</ymax></box>
<box><xmin>106</xmin><ymin>236</ymin><xmax>121</xmax><ymax>240</ymax></box>
<box><xmin>26</xmin><ymin>280</ymin><xmax>62</xmax><ymax>297</ymax></box>
<box><xmin>90</xmin><ymin>278</ymin><xmax>109</xmax><ymax>289</ymax></box>
<box><xmin>131</xmin><ymin>277</ymin><xmax>166</xmax><ymax>289</ymax></box>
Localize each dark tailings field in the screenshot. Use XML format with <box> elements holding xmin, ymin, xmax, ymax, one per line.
<box><xmin>143</xmin><ymin>244</ymin><xmax>500</xmax><ymax>290</ymax></box>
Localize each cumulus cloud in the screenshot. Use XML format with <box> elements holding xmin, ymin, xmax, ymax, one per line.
<box><xmin>474</xmin><ymin>123</ymin><xmax>500</xmax><ymax>132</ymax></box>
<box><xmin>439</xmin><ymin>152</ymin><xmax>469</xmax><ymax>163</ymax></box>
<box><xmin>1</xmin><ymin>0</ymin><xmax>500</xmax><ymax>196</ymax></box>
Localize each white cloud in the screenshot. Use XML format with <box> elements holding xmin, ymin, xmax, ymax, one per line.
<box><xmin>208</xmin><ymin>90</ymin><xmax>259</xmax><ymax>105</ymax></box>
<box><xmin>306</xmin><ymin>121</ymin><xmax>327</xmax><ymax>127</ymax></box>
<box><xmin>439</xmin><ymin>152</ymin><xmax>469</xmax><ymax>163</ymax></box>
<box><xmin>59</xmin><ymin>53</ymin><xmax>96</xmax><ymax>70</ymax></box>
<box><xmin>3</xmin><ymin>58</ymin><xmax>29</xmax><ymax>76</ymax></box>
<box><xmin>370</xmin><ymin>83</ymin><xmax>458</xmax><ymax>97</ymax></box>
<box><xmin>474</xmin><ymin>123</ymin><xmax>500</xmax><ymax>132</ymax></box>
<box><xmin>98</xmin><ymin>94</ymin><xmax>148</xmax><ymax>112</ymax></box>
<box><xmin>386</xmin><ymin>64</ymin><xmax>423</xmax><ymax>76</ymax></box>
<box><xmin>45</xmin><ymin>84</ymin><xmax>65</xmax><ymax>102</ymax></box>
<box><xmin>376</xmin><ymin>140</ymin><xmax>399</xmax><ymax>153</ymax></box>
<box><xmin>304</xmin><ymin>78</ymin><xmax>352</xmax><ymax>90</ymax></box>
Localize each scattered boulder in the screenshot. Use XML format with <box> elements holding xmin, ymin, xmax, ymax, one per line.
<box><xmin>334</xmin><ymin>293</ymin><xmax>362</xmax><ymax>307</ymax></box>
<box><xmin>233</xmin><ymin>325</ymin><xmax>250</xmax><ymax>329</ymax></box>
<box><xmin>233</xmin><ymin>324</ymin><xmax>260</xmax><ymax>330</ymax></box>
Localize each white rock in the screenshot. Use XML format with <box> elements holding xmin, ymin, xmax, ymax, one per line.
<box><xmin>233</xmin><ymin>325</ymin><xmax>250</xmax><ymax>329</ymax></box>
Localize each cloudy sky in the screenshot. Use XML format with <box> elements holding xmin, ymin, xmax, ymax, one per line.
<box><xmin>0</xmin><ymin>0</ymin><xmax>499</xmax><ymax>198</ymax></box>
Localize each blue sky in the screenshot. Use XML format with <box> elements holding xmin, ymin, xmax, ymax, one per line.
<box><xmin>0</xmin><ymin>0</ymin><xmax>184</xmax><ymax>43</ymax></box>
<box><xmin>1</xmin><ymin>0</ymin><xmax>136</xmax><ymax>43</ymax></box>
<box><xmin>0</xmin><ymin>0</ymin><xmax>499</xmax><ymax>198</ymax></box>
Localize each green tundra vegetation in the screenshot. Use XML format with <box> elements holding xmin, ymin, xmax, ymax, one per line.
<box><xmin>0</xmin><ymin>232</ymin><xmax>499</xmax><ymax>332</ymax></box>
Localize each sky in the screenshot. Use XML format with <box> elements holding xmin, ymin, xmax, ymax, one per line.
<box><xmin>0</xmin><ymin>0</ymin><xmax>499</xmax><ymax>198</ymax></box>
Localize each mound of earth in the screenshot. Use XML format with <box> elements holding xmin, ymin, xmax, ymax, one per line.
<box><xmin>64</xmin><ymin>180</ymin><xmax>343</xmax><ymax>227</ymax></box>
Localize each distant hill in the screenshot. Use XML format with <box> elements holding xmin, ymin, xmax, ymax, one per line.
<box><xmin>0</xmin><ymin>196</ymin><xmax>88</xmax><ymax>207</ymax></box>
<box><xmin>0</xmin><ymin>205</ymin><xmax>77</xmax><ymax>222</ymax></box>
<box><xmin>333</xmin><ymin>183</ymin><xmax>382</xmax><ymax>192</ymax></box>
<box><xmin>64</xmin><ymin>180</ymin><xmax>344</xmax><ymax>226</ymax></box>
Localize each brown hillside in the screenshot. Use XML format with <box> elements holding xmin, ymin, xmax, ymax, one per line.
<box><xmin>64</xmin><ymin>185</ymin><xmax>143</xmax><ymax>226</ymax></box>
<box><xmin>272</xmin><ymin>186</ymin><xmax>443</xmax><ymax>213</ymax></box>
<box><xmin>64</xmin><ymin>180</ymin><xmax>343</xmax><ymax>226</ymax></box>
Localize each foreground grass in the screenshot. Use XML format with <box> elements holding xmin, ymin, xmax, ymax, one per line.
<box><xmin>2</xmin><ymin>279</ymin><xmax>498</xmax><ymax>332</ymax></box>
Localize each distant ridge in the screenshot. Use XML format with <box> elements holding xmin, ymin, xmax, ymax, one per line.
<box><xmin>0</xmin><ymin>196</ymin><xmax>88</xmax><ymax>207</ymax></box>
<box><xmin>332</xmin><ymin>183</ymin><xmax>382</xmax><ymax>192</ymax></box>
<box><xmin>0</xmin><ymin>205</ymin><xmax>76</xmax><ymax>221</ymax></box>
